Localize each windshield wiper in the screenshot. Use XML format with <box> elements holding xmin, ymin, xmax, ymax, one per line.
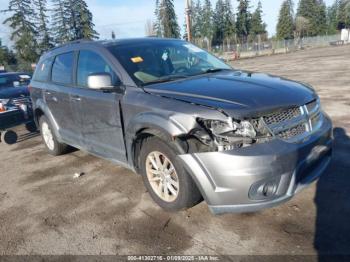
<box><xmin>142</xmin><ymin>75</ymin><xmax>188</xmax><ymax>86</ymax></box>
<box><xmin>204</xmin><ymin>68</ymin><xmax>231</xmax><ymax>74</ymax></box>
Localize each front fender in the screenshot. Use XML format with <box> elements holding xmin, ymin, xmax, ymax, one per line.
<box><xmin>125</xmin><ymin>111</ymin><xmax>198</xmax><ymax>167</ymax></box>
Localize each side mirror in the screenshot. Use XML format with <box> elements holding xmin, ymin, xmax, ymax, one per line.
<box><xmin>87</xmin><ymin>73</ymin><xmax>114</xmax><ymax>90</ymax></box>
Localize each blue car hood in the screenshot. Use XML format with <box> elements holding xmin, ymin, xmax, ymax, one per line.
<box><xmin>144</xmin><ymin>70</ymin><xmax>317</xmax><ymax>118</ymax></box>
<box><xmin>0</xmin><ymin>86</ymin><xmax>30</xmax><ymax>99</ymax></box>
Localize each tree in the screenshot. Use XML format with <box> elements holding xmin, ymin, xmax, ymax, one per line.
<box><xmin>236</xmin><ymin>0</ymin><xmax>251</xmax><ymax>43</ymax></box>
<box><xmin>33</xmin><ymin>0</ymin><xmax>53</xmax><ymax>53</ymax></box>
<box><xmin>153</xmin><ymin>0</ymin><xmax>162</xmax><ymax>37</ymax></box>
<box><xmin>277</xmin><ymin>0</ymin><xmax>295</xmax><ymax>40</ymax></box>
<box><xmin>250</xmin><ymin>0</ymin><xmax>266</xmax><ymax>39</ymax></box>
<box><xmin>213</xmin><ymin>0</ymin><xmax>226</xmax><ymax>45</ymax></box>
<box><xmin>111</xmin><ymin>31</ymin><xmax>116</xmax><ymax>39</ymax></box>
<box><xmin>158</xmin><ymin>0</ymin><xmax>180</xmax><ymax>38</ymax></box>
<box><xmin>2</xmin><ymin>0</ymin><xmax>38</xmax><ymax>69</ymax></box>
<box><xmin>191</xmin><ymin>0</ymin><xmax>203</xmax><ymax>40</ymax></box>
<box><xmin>145</xmin><ymin>19</ymin><xmax>155</xmax><ymax>36</ymax></box>
<box><xmin>315</xmin><ymin>0</ymin><xmax>327</xmax><ymax>35</ymax></box>
<box><xmin>201</xmin><ymin>0</ymin><xmax>214</xmax><ymax>44</ymax></box>
<box><xmin>223</xmin><ymin>0</ymin><xmax>236</xmax><ymax>43</ymax></box>
<box><xmin>51</xmin><ymin>0</ymin><xmax>70</xmax><ymax>44</ymax></box>
<box><xmin>296</xmin><ymin>0</ymin><xmax>327</xmax><ymax>36</ymax></box>
<box><xmin>327</xmin><ymin>1</ymin><xmax>339</xmax><ymax>34</ymax></box>
<box><xmin>295</xmin><ymin>16</ymin><xmax>311</xmax><ymax>38</ymax></box>
<box><xmin>338</xmin><ymin>0</ymin><xmax>350</xmax><ymax>29</ymax></box>
<box><xmin>65</xmin><ymin>0</ymin><xmax>99</xmax><ymax>41</ymax></box>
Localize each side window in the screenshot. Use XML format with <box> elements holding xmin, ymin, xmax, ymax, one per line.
<box><xmin>51</xmin><ymin>52</ymin><xmax>74</xmax><ymax>85</ymax></box>
<box><xmin>33</xmin><ymin>57</ymin><xmax>54</xmax><ymax>82</ymax></box>
<box><xmin>77</xmin><ymin>50</ymin><xmax>118</xmax><ymax>87</ymax></box>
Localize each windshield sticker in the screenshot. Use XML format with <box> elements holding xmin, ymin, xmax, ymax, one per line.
<box><xmin>162</xmin><ymin>52</ymin><xmax>169</xmax><ymax>61</ymax></box>
<box><xmin>131</xmin><ymin>56</ymin><xmax>144</xmax><ymax>63</ymax></box>
<box><xmin>184</xmin><ymin>44</ymin><xmax>203</xmax><ymax>53</ymax></box>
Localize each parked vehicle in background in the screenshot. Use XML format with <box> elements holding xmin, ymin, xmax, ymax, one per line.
<box><xmin>0</xmin><ymin>72</ymin><xmax>36</xmax><ymax>144</ymax></box>
<box><xmin>30</xmin><ymin>38</ymin><xmax>333</xmax><ymax>214</ymax></box>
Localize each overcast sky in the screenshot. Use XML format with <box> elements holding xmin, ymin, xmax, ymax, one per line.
<box><xmin>0</xmin><ymin>0</ymin><xmax>335</xmax><ymax>47</ymax></box>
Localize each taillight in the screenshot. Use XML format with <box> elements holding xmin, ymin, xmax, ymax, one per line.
<box><xmin>0</xmin><ymin>103</ymin><xmax>5</xmax><ymax>112</ymax></box>
<box><xmin>28</xmin><ymin>85</ymin><xmax>33</xmax><ymax>93</ymax></box>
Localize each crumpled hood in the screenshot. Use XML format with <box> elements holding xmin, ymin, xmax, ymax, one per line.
<box><xmin>144</xmin><ymin>70</ymin><xmax>317</xmax><ymax>118</ymax></box>
<box><xmin>0</xmin><ymin>86</ymin><xmax>30</xmax><ymax>99</ymax></box>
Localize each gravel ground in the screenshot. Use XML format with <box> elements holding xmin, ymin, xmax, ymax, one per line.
<box><xmin>0</xmin><ymin>45</ymin><xmax>349</xmax><ymax>257</ymax></box>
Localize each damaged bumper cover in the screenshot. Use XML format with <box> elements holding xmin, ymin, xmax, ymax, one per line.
<box><xmin>178</xmin><ymin>114</ymin><xmax>333</xmax><ymax>215</ymax></box>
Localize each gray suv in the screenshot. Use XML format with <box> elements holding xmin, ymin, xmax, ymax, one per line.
<box><xmin>30</xmin><ymin>38</ymin><xmax>333</xmax><ymax>214</ymax></box>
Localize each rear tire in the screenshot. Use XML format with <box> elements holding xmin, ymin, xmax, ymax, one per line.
<box><xmin>25</xmin><ymin>121</ymin><xmax>38</xmax><ymax>133</ymax></box>
<box><xmin>139</xmin><ymin>137</ymin><xmax>202</xmax><ymax>211</ymax></box>
<box><xmin>39</xmin><ymin>115</ymin><xmax>68</xmax><ymax>156</ymax></box>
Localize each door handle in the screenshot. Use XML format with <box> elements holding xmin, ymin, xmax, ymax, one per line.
<box><xmin>71</xmin><ymin>95</ymin><xmax>81</xmax><ymax>102</ymax></box>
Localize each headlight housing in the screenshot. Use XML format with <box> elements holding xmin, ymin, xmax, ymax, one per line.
<box><xmin>196</xmin><ymin>118</ymin><xmax>264</xmax><ymax>151</ymax></box>
<box><xmin>0</xmin><ymin>99</ymin><xmax>9</xmax><ymax>112</ymax></box>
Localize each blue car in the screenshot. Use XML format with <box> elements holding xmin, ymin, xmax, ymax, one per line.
<box><xmin>0</xmin><ymin>72</ymin><xmax>36</xmax><ymax>143</ymax></box>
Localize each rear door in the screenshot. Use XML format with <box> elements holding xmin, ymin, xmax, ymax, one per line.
<box><xmin>46</xmin><ymin>51</ymin><xmax>82</xmax><ymax>146</ymax></box>
<box><xmin>73</xmin><ymin>49</ymin><xmax>127</xmax><ymax>163</ymax></box>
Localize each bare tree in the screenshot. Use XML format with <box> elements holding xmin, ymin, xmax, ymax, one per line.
<box><xmin>145</xmin><ymin>19</ymin><xmax>156</xmax><ymax>36</ymax></box>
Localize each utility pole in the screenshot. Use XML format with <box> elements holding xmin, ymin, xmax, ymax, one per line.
<box><xmin>185</xmin><ymin>0</ymin><xmax>192</xmax><ymax>42</ymax></box>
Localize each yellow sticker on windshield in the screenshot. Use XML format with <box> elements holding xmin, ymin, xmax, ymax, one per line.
<box><xmin>131</xmin><ymin>56</ymin><xmax>144</xmax><ymax>63</ymax></box>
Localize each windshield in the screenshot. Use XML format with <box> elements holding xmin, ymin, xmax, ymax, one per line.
<box><xmin>0</xmin><ymin>74</ymin><xmax>31</xmax><ymax>89</ymax></box>
<box><xmin>107</xmin><ymin>40</ymin><xmax>231</xmax><ymax>86</ymax></box>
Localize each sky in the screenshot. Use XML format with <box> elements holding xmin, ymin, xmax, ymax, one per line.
<box><xmin>0</xmin><ymin>0</ymin><xmax>335</xmax><ymax>47</ymax></box>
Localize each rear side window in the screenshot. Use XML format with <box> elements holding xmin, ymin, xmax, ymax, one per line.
<box><xmin>52</xmin><ymin>52</ymin><xmax>74</xmax><ymax>85</ymax></box>
<box><xmin>33</xmin><ymin>57</ymin><xmax>54</xmax><ymax>82</ymax></box>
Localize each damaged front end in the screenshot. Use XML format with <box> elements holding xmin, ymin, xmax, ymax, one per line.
<box><xmin>185</xmin><ymin>116</ymin><xmax>273</xmax><ymax>153</ymax></box>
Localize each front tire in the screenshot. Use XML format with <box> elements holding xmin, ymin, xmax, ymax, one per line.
<box><xmin>39</xmin><ymin>115</ymin><xmax>68</xmax><ymax>156</ymax></box>
<box><xmin>139</xmin><ymin>137</ymin><xmax>202</xmax><ymax>211</ymax></box>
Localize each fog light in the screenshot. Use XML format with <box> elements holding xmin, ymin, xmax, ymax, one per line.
<box><xmin>260</xmin><ymin>182</ymin><xmax>278</xmax><ymax>198</ymax></box>
<box><xmin>249</xmin><ymin>176</ymin><xmax>281</xmax><ymax>200</ymax></box>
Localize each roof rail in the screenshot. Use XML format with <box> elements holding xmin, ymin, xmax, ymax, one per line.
<box><xmin>49</xmin><ymin>39</ymin><xmax>94</xmax><ymax>52</ymax></box>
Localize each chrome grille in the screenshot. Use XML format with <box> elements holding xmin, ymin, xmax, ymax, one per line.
<box><xmin>260</xmin><ymin>99</ymin><xmax>323</xmax><ymax>143</ymax></box>
<box><xmin>263</xmin><ymin>107</ymin><xmax>301</xmax><ymax>125</ymax></box>
<box><xmin>10</xmin><ymin>97</ymin><xmax>32</xmax><ymax>106</ymax></box>
<box><xmin>277</xmin><ymin>124</ymin><xmax>307</xmax><ymax>140</ymax></box>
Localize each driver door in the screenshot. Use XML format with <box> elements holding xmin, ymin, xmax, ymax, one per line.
<box><xmin>74</xmin><ymin>50</ymin><xmax>127</xmax><ymax>163</ymax></box>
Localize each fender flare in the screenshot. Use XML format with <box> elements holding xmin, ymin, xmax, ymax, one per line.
<box><xmin>125</xmin><ymin>112</ymin><xmax>195</xmax><ymax>169</ymax></box>
<box><xmin>33</xmin><ymin>99</ymin><xmax>62</xmax><ymax>142</ymax></box>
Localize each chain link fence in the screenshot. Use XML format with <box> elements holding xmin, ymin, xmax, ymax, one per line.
<box><xmin>200</xmin><ymin>34</ymin><xmax>343</xmax><ymax>61</ymax></box>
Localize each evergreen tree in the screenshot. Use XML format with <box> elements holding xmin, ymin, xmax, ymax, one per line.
<box><xmin>158</xmin><ymin>0</ymin><xmax>180</xmax><ymax>38</ymax></box>
<box><xmin>297</xmin><ymin>0</ymin><xmax>320</xmax><ymax>37</ymax></box>
<box><xmin>327</xmin><ymin>1</ymin><xmax>339</xmax><ymax>34</ymax></box>
<box><xmin>250</xmin><ymin>1</ymin><xmax>266</xmax><ymax>38</ymax></box>
<box><xmin>65</xmin><ymin>0</ymin><xmax>99</xmax><ymax>41</ymax></box>
<box><xmin>154</xmin><ymin>0</ymin><xmax>162</xmax><ymax>37</ymax></box>
<box><xmin>236</xmin><ymin>0</ymin><xmax>251</xmax><ymax>43</ymax></box>
<box><xmin>315</xmin><ymin>0</ymin><xmax>328</xmax><ymax>35</ymax></box>
<box><xmin>201</xmin><ymin>0</ymin><xmax>214</xmax><ymax>41</ymax></box>
<box><xmin>192</xmin><ymin>0</ymin><xmax>203</xmax><ymax>39</ymax></box>
<box><xmin>111</xmin><ymin>31</ymin><xmax>116</xmax><ymax>39</ymax></box>
<box><xmin>338</xmin><ymin>0</ymin><xmax>350</xmax><ymax>29</ymax></box>
<box><xmin>277</xmin><ymin>0</ymin><xmax>295</xmax><ymax>40</ymax></box>
<box><xmin>2</xmin><ymin>0</ymin><xmax>38</xmax><ymax>69</ymax></box>
<box><xmin>33</xmin><ymin>0</ymin><xmax>53</xmax><ymax>53</ymax></box>
<box><xmin>223</xmin><ymin>0</ymin><xmax>236</xmax><ymax>42</ymax></box>
<box><xmin>52</xmin><ymin>0</ymin><xmax>70</xmax><ymax>44</ymax></box>
<box><xmin>213</xmin><ymin>0</ymin><xmax>226</xmax><ymax>45</ymax></box>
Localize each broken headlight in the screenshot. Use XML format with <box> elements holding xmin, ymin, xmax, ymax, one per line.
<box><xmin>195</xmin><ymin>118</ymin><xmax>272</xmax><ymax>151</ymax></box>
<box><xmin>0</xmin><ymin>99</ymin><xmax>9</xmax><ymax>112</ymax></box>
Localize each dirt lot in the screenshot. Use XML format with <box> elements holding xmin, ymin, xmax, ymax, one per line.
<box><xmin>0</xmin><ymin>45</ymin><xmax>349</xmax><ymax>257</ymax></box>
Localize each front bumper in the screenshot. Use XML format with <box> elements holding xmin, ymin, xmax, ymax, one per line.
<box><xmin>179</xmin><ymin>114</ymin><xmax>333</xmax><ymax>215</ymax></box>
